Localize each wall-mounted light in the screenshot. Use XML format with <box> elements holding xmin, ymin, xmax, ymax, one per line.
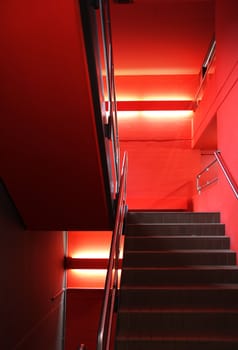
<box><xmin>117</xmin><ymin>110</ymin><xmax>193</xmax><ymax>120</ymax></box>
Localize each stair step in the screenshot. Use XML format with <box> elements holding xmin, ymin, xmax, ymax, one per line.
<box><xmin>115</xmin><ymin>336</ymin><xmax>238</xmax><ymax>350</ymax></box>
<box><xmin>127</xmin><ymin>211</ymin><xmax>221</xmax><ymax>224</ymax></box>
<box><xmin>123</xmin><ymin>250</ymin><xmax>236</xmax><ymax>267</ymax></box>
<box><xmin>116</xmin><ymin>309</ymin><xmax>238</xmax><ymax>337</ymax></box>
<box><xmin>124</xmin><ymin>236</ymin><xmax>230</xmax><ymax>250</ymax></box>
<box><xmin>119</xmin><ymin>284</ymin><xmax>238</xmax><ymax>309</ymax></box>
<box><xmin>115</xmin><ymin>211</ymin><xmax>237</xmax><ymax>350</ymax></box>
<box><xmin>125</xmin><ymin>223</ymin><xmax>225</xmax><ymax>236</ymax></box>
<box><xmin>121</xmin><ymin>266</ymin><xmax>238</xmax><ymax>286</ymax></box>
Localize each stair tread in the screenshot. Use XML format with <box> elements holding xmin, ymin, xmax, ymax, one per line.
<box><xmin>119</xmin><ymin>308</ymin><xmax>238</xmax><ymax>313</ymax></box>
<box><xmin>116</xmin><ymin>335</ymin><xmax>238</xmax><ymax>341</ymax></box>
<box><xmin>121</xmin><ymin>284</ymin><xmax>238</xmax><ymax>290</ymax></box>
<box><xmin>126</xmin><ymin>249</ymin><xmax>234</xmax><ymax>252</ymax></box>
<box><xmin>128</xmin><ymin>223</ymin><xmax>223</xmax><ymax>225</ymax></box>
<box><xmin>126</xmin><ymin>235</ymin><xmax>228</xmax><ymax>238</ymax></box>
<box><xmin>116</xmin><ymin>211</ymin><xmax>238</xmax><ymax>349</ymax></box>
<box><xmin>122</xmin><ymin>265</ymin><xmax>238</xmax><ymax>270</ymax></box>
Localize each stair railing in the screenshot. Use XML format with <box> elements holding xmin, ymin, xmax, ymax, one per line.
<box><xmin>197</xmin><ymin>150</ymin><xmax>238</xmax><ymax>199</ymax></box>
<box><xmin>194</xmin><ymin>37</ymin><xmax>216</xmax><ymax>109</ymax></box>
<box><xmin>97</xmin><ymin>151</ymin><xmax>128</xmax><ymax>350</ymax></box>
<box><xmin>99</xmin><ymin>0</ymin><xmax>120</xmax><ymax>193</ymax></box>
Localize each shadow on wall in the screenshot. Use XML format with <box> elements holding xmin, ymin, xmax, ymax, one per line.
<box><xmin>0</xmin><ymin>180</ymin><xmax>66</xmax><ymax>350</ymax></box>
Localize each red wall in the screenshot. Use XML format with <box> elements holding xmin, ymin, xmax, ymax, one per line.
<box><xmin>193</xmin><ymin>0</ymin><xmax>238</xmax><ymax>253</ymax></box>
<box><xmin>121</xmin><ymin>141</ymin><xmax>201</xmax><ymax>210</ymax></box>
<box><xmin>65</xmin><ymin>231</ymin><xmax>112</xmax><ymax>350</ymax></box>
<box><xmin>67</xmin><ymin>231</ymin><xmax>112</xmax><ymax>289</ymax></box>
<box><xmin>0</xmin><ymin>182</ymin><xmax>65</xmax><ymax>350</ymax></box>
<box><xmin>0</xmin><ymin>0</ymin><xmax>112</xmax><ymax>230</ymax></box>
<box><xmin>65</xmin><ymin>289</ymin><xmax>104</xmax><ymax>350</ymax></box>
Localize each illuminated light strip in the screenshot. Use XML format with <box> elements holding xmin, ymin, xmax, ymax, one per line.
<box><xmin>72</xmin><ymin>250</ymin><xmax>124</xmax><ymax>259</ymax></box>
<box><xmin>117</xmin><ymin>110</ymin><xmax>194</xmax><ymax>119</ymax></box>
<box><xmin>72</xmin><ymin>251</ymin><xmax>109</xmax><ymax>259</ymax></box>
<box><xmin>141</xmin><ymin>110</ymin><xmax>193</xmax><ymax>118</ymax></box>
<box><xmin>71</xmin><ymin>269</ymin><xmax>107</xmax><ymax>277</ymax></box>
<box><xmin>65</xmin><ymin>257</ymin><xmax>123</xmax><ymax>269</ymax></box>
<box><xmin>105</xmin><ymin>100</ymin><xmax>194</xmax><ymax>111</ymax></box>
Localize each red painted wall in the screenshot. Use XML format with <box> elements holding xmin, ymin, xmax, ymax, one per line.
<box><xmin>0</xmin><ymin>182</ymin><xmax>65</xmax><ymax>350</ymax></box>
<box><xmin>67</xmin><ymin>231</ymin><xmax>112</xmax><ymax>289</ymax></box>
<box><xmin>121</xmin><ymin>141</ymin><xmax>201</xmax><ymax>210</ymax></box>
<box><xmin>193</xmin><ymin>0</ymin><xmax>238</xmax><ymax>253</ymax></box>
<box><xmin>65</xmin><ymin>289</ymin><xmax>103</xmax><ymax>350</ymax></box>
<box><xmin>0</xmin><ymin>0</ymin><xmax>112</xmax><ymax>230</ymax></box>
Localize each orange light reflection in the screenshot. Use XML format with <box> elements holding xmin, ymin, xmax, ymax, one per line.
<box><xmin>117</xmin><ymin>110</ymin><xmax>193</xmax><ymax>119</ymax></box>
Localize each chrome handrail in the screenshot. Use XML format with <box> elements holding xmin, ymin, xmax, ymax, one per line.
<box><xmin>97</xmin><ymin>151</ymin><xmax>128</xmax><ymax>350</ymax></box>
<box><xmin>214</xmin><ymin>150</ymin><xmax>238</xmax><ymax>199</ymax></box>
<box><xmin>196</xmin><ymin>158</ymin><xmax>218</xmax><ymax>193</ymax></box>
<box><xmin>99</xmin><ymin>0</ymin><xmax>120</xmax><ymax>193</ymax></box>
<box><xmin>194</xmin><ymin>37</ymin><xmax>216</xmax><ymax>109</ymax></box>
<box><xmin>197</xmin><ymin>150</ymin><xmax>238</xmax><ymax>199</ymax></box>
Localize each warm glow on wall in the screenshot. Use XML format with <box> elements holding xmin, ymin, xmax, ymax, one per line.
<box><xmin>67</xmin><ymin>269</ymin><xmax>122</xmax><ymax>289</ymax></box>
<box><xmin>117</xmin><ymin>94</ymin><xmax>192</xmax><ymax>101</ymax></box>
<box><xmin>68</xmin><ymin>269</ymin><xmax>107</xmax><ymax>289</ymax></box>
<box><xmin>68</xmin><ymin>231</ymin><xmax>112</xmax><ymax>258</ymax></box>
<box><xmin>71</xmin><ymin>248</ymin><xmax>124</xmax><ymax>259</ymax></box>
<box><xmin>72</xmin><ymin>269</ymin><xmax>107</xmax><ymax>277</ymax></box>
<box><xmin>141</xmin><ymin>110</ymin><xmax>193</xmax><ymax>118</ymax></box>
<box><xmin>72</xmin><ymin>251</ymin><xmax>109</xmax><ymax>259</ymax></box>
<box><xmin>67</xmin><ymin>232</ymin><xmax>124</xmax><ymax>288</ymax></box>
<box><xmin>117</xmin><ymin>110</ymin><xmax>193</xmax><ymax>119</ymax></box>
<box><xmin>116</xmin><ymin>111</ymin><xmax>139</xmax><ymax>119</ymax></box>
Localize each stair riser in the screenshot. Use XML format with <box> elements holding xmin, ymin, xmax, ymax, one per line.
<box><xmin>127</xmin><ymin>212</ymin><xmax>221</xmax><ymax>224</ymax></box>
<box><xmin>126</xmin><ymin>224</ymin><xmax>225</xmax><ymax>236</ymax></box>
<box><xmin>115</xmin><ymin>339</ymin><xmax>238</xmax><ymax>350</ymax></box>
<box><xmin>117</xmin><ymin>312</ymin><xmax>238</xmax><ymax>336</ymax></box>
<box><xmin>121</xmin><ymin>268</ymin><xmax>238</xmax><ymax>286</ymax></box>
<box><xmin>125</xmin><ymin>237</ymin><xmax>230</xmax><ymax>250</ymax></box>
<box><xmin>124</xmin><ymin>252</ymin><xmax>236</xmax><ymax>267</ymax></box>
<box><xmin>116</xmin><ymin>211</ymin><xmax>238</xmax><ymax>349</ymax></box>
<box><xmin>119</xmin><ymin>288</ymin><xmax>238</xmax><ymax>309</ymax></box>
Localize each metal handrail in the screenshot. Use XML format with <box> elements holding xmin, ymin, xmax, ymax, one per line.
<box><xmin>214</xmin><ymin>150</ymin><xmax>238</xmax><ymax>199</ymax></box>
<box><xmin>196</xmin><ymin>158</ymin><xmax>218</xmax><ymax>193</ymax></box>
<box><xmin>97</xmin><ymin>151</ymin><xmax>128</xmax><ymax>350</ymax></box>
<box><xmin>194</xmin><ymin>37</ymin><xmax>216</xmax><ymax>109</ymax></box>
<box><xmin>99</xmin><ymin>0</ymin><xmax>120</xmax><ymax>193</ymax></box>
<box><xmin>197</xmin><ymin>150</ymin><xmax>238</xmax><ymax>199</ymax></box>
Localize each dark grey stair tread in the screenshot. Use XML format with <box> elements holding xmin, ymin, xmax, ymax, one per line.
<box><xmin>117</xmin><ymin>310</ymin><xmax>238</xmax><ymax>336</ymax></box>
<box><xmin>126</xmin><ymin>223</ymin><xmax>225</xmax><ymax>236</ymax></box>
<box><xmin>116</xmin><ymin>335</ymin><xmax>238</xmax><ymax>340</ymax></box>
<box><xmin>121</xmin><ymin>283</ymin><xmax>238</xmax><ymax>290</ymax></box>
<box><xmin>116</xmin><ymin>211</ymin><xmax>237</xmax><ymax>349</ymax></box>
<box><xmin>123</xmin><ymin>250</ymin><xmax>236</xmax><ymax>267</ymax></box>
<box><xmin>127</xmin><ymin>211</ymin><xmax>221</xmax><ymax>224</ymax></box>
<box><xmin>125</xmin><ymin>235</ymin><xmax>230</xmax><ymax>250</ymax></box>
<box><xmin>115</xmin><ymin>338</ymin><xmax>238</xmax><ymax>350</ymax></box>
<box><xmin>119</xmin><ymin>286</ymin><xmax>238</xmax><ymax>309</ymax></box>
<box><xmin>119</xmin><ymin>308</ymin><xmax>238</xmax><ymax>313</ymax></box>
<box><xmin>125</xmin><ymin>235</ymin><xmax>229</xmax><ymax>239</ymax></box>
<box><xmin>121</xmin><ymin>265</ymin><xmax>238</xmax><ymax>285</ymax></box>
<box><xmin>125</xmin><ymin>249</ymin><xmax>234</xmax><ymax>253</ymax></box>
<box><xmin>122</xmin><ymin>265</ymin><xmax>238</xmax><ymax>271</ymax></box>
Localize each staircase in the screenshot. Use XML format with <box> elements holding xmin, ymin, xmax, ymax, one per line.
<box><xmin>115</xmin><ymin>211</ymin><xmax>238</xmax><ymax>350</ymax></box>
